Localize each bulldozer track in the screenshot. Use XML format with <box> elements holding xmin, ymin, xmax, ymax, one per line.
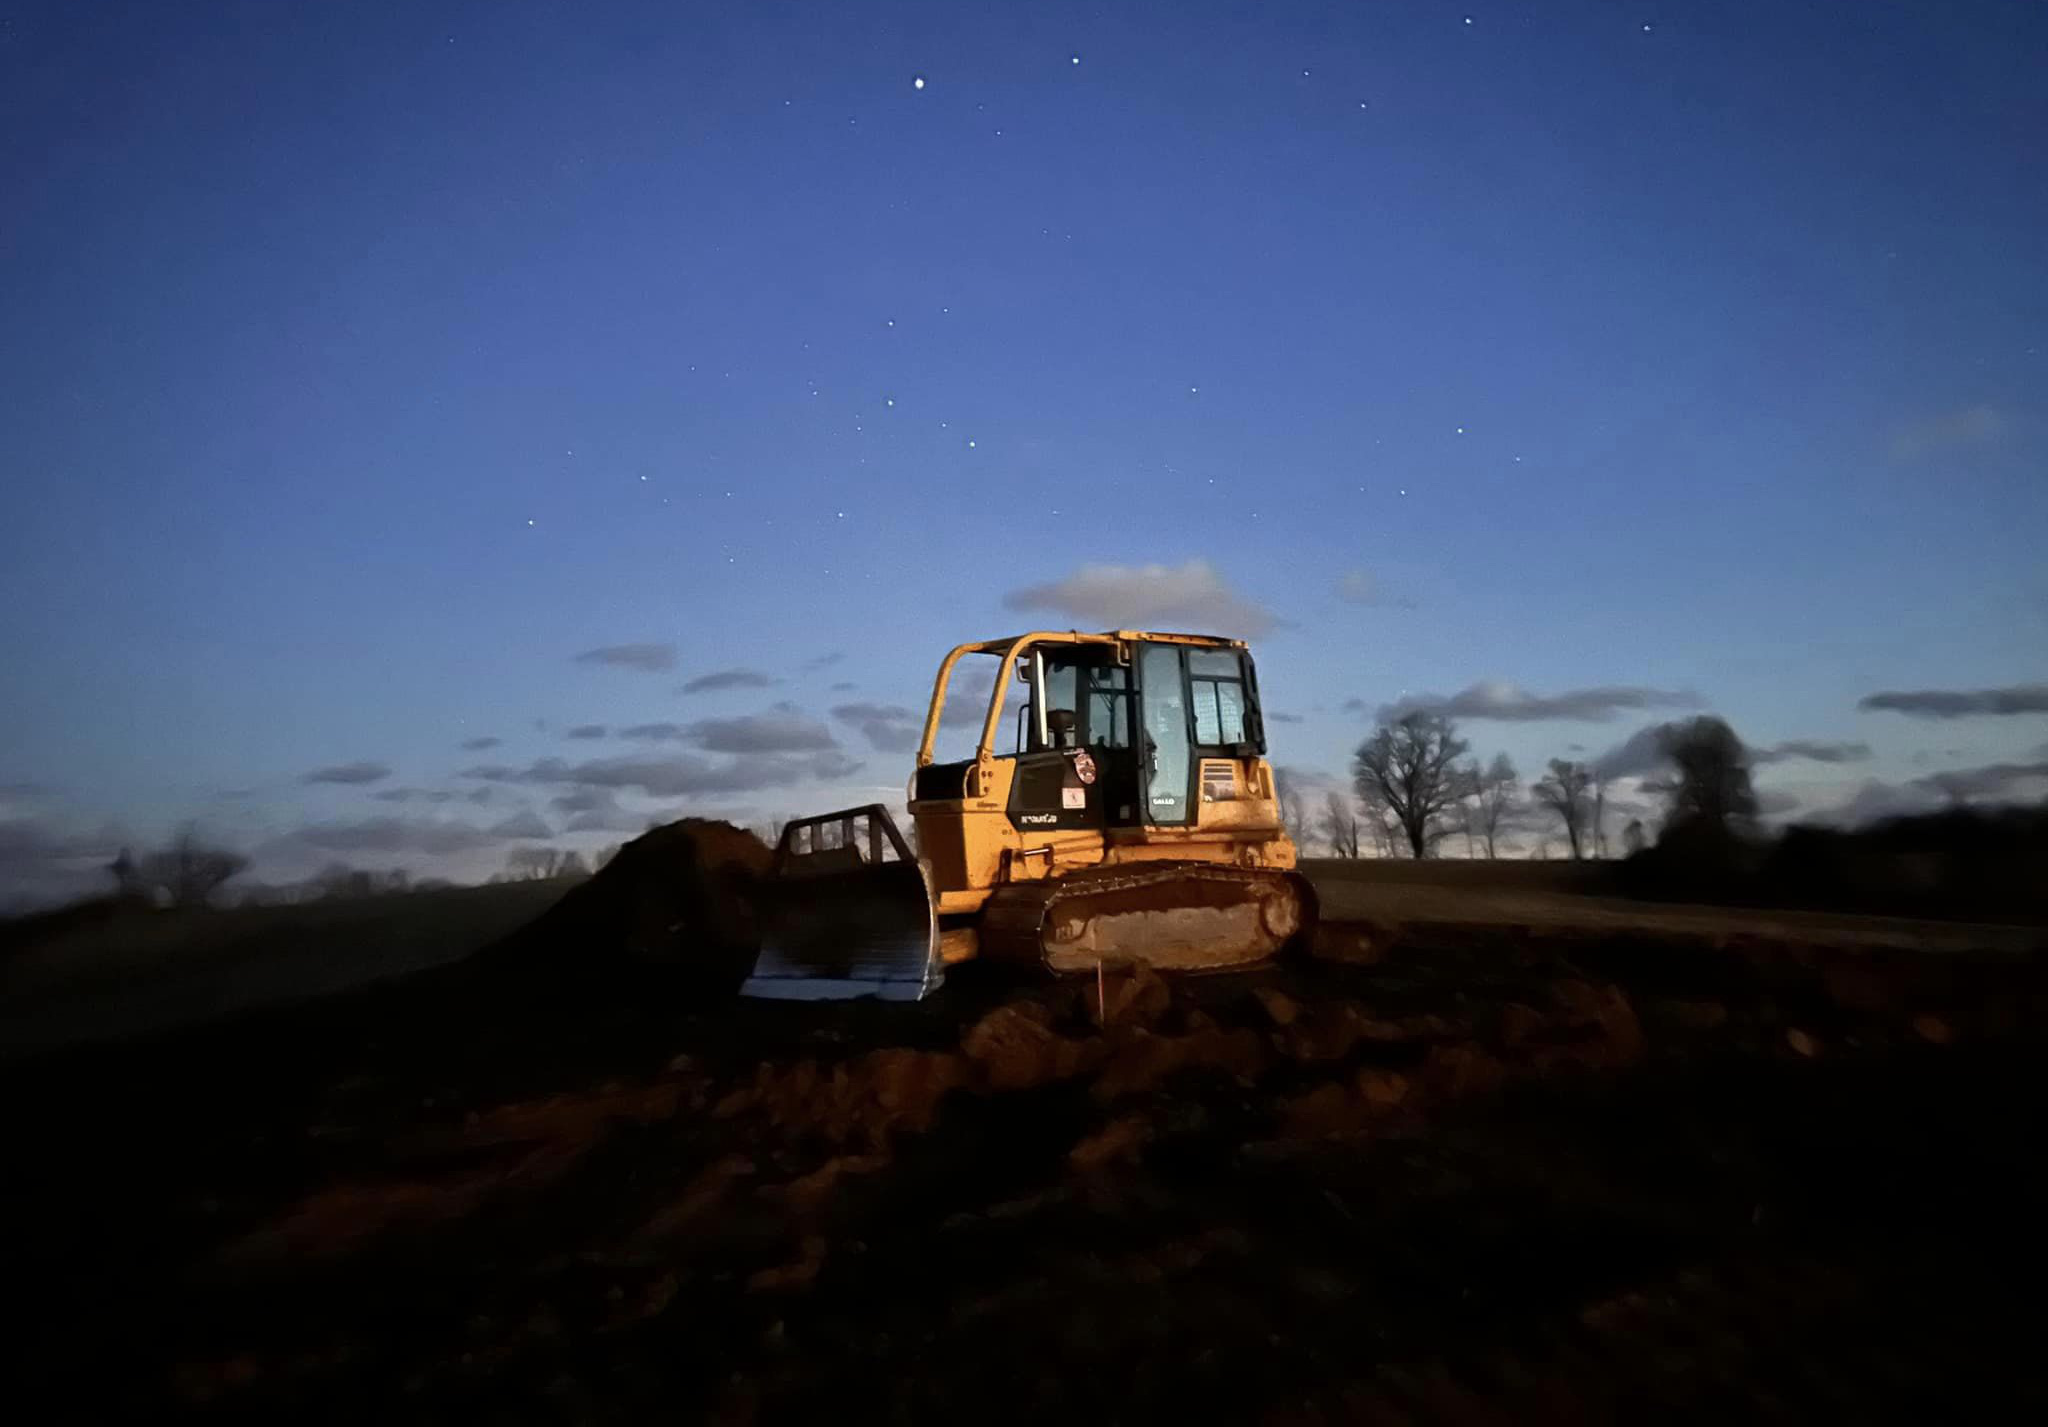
<box><xmin>980</xmin><ymin>860</ymin><xmax>1319</xmax><ymax>973</ymax></box>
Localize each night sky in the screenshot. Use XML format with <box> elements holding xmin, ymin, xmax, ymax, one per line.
<box><xmin>3</xmin><ymin>1</ymin><xmax>2044</xmax><ymax>901</ymax></box>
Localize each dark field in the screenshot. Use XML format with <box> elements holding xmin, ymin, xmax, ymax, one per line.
<box><xmin>5</xmin><ymin>865</ymin><xmax>2046</xmax><ymax>1422</ymax></box>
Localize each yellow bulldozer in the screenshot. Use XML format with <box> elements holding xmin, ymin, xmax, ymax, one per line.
<box><xmin>744</xmin><ymin>629</ymin><xmax>1317</xmax><ymax>999</ymax></box>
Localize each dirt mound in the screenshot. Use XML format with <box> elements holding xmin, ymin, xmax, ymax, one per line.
<box><xmin>494</xmin><ymin>818</ymin><xmax>771</xmax><ymax>986</ymax></box>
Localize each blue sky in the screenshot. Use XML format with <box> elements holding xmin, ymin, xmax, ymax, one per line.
<box><xmin>3</xmin><ymin>1</ymin><xmax>2044</xmax><ymax>899</ymax></box>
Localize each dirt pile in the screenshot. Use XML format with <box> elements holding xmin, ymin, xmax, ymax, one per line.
<box><xmin>493</xmin><ymin>818</ymin><xmax>771</xmax><ymax>985</ymax></box>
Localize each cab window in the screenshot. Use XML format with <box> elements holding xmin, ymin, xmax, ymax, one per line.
<box><xmin>1188</xmin><ymin>648</ymin><xmax>1249</xmax><ymax>747</ymax></box>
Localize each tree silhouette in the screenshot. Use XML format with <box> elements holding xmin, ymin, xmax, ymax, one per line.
<box><xmin>1657</xmin><ymin>715</ymin><xmax>1758</xmax><ymax>835</ymax></box>
<box><xmin>1532</xmin><ymin>759</ymin><xmax>1594</xmax><ymax>860</ymax></box>
<box><xmin>1319</xmin><ymin>790</ymin><xmax>1362</xmax><ymax>858</ymax></box>
<box><xmin>1273</xmin><ymin>767</ymin><xmax>1315</xmax><ymax>851</ymax></box>
<box><xmin>1472</xmin><ymin>753</ymin><xmax>1520</xmax><ymax>859</ymax></box>
<box><xmin>137</xmin><ymin>824</ymin><xmax>248</xmax><ymax>908</ymax></box>
<box><xmin>1352</xmin><ymin>711</ymin><xmax>1470</xmax><ymax>858</ymax></box>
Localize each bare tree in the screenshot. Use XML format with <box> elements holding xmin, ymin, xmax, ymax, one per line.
<box><xmin>1450</xmin><ymin>763</ymin><xmax>1480</xmax><ymax>858</ymax></box>
<box><xmin>1273</xmin><ymin>767</ymin><xmax>1315</xmax><ymax>852</ymax></box>
<box><xmin>1318</xmin><ymin>790</ymin><xmax>1362</xmax><ymax>858</ymax></box>
<box><xmin>138</xmin><ymin>824</ymin><xmax>249</xmax><ymax>908</ymax></box>
<box><xmin>1622</xmin><ymin>818</ymin><xmax>1648</xmax><ymax>856</ymax></box>
<box><xmin>1352</xmin><ymin>711</ymin><xmax>1470</xmax><ymax>858</ymax></box>
<box><xmin>1531</xmin><ymin>759</ymin><xmax>1594</xmax><ymax>860</ymax></box>
<box><xmin>1473</xmin><ymin>753</ymin><xmax>1520</xmax><ymax>859</ymax></box>
<box><xmin>1590</xmin><ymin>769</ymin><xmax>1608</xmax><ymax>859</ymax></box>
<box><xmin>1352</xmin><ymin>779</ymin><xmax>1396</xmax><ymax>857</ymax></box>
<box><xmin>557</xmin><ymin>849</ymin><xmax>589</xmax><ymax>878</ymax></box>
<box><xmin>504</xmin><ymin>846</ymin><xmax>564</xmax><ymax>880</ymax></box>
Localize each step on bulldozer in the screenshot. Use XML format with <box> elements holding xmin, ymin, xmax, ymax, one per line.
<box><xmin>743</xmin><ymin>630</ymin><xmax>1317</xmax><ymax>999</ymax></box>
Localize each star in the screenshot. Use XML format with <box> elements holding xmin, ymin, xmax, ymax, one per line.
<box><xmin>1070</xmin><ymin>54</ymin><xmax>1080</xmax><ymax>65</ymax></box>
<box><xmin>913</xmin><ymin>76</ymin><xmax>926</xmax><ymax>90</ymax></box>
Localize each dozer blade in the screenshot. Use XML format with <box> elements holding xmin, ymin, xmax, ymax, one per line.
<box><xmin>742</xmin><ymin>805</ymin><xmax>942</xmax><ymax>1001</ymax></box>
<box><xmin>981</xmin><ymin>862</ymin><xmax>1318</xmax><ymax>976</ymax></box>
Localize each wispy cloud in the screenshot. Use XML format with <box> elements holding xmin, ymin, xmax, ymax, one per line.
<box><xmin>566</xmin><ymin>724</ymin><xmax>608</xmax><ymax>740</ymax></box>
<box><xmin>1004</xmin><ymin>559</ymin><xmax>1277</xmax><ymax>638</ymax></box>
<box><xmin>684</xmin><ymin>703</ymin><xmax>836</xmax><ymax>754</ymax></box>
<box><xmin>301</xmin><ymin>761</ymin><xmax>394</xmax><ymax>785</ymax></box>
<box><xmin>573</xmin><ymin>643</ymin><xmax>677</xmax><ymax>673</ymax></box>
<box><xmin>488</xmin><ymin>809</ymin><xmax>554</xmax><ymax>840</ymax></box>
<box><xmin>1333</xmin><ymin>569</ymin><xmax>1412</xmax><ymax>609</ymax></box>
<box><xmin>681</xmin><ymin>668</ymin><xmax>776</xmax><ymax>694</ymax></box>
<box><xmin>1379</xmin><ymin>682</ymin><xmax>1702</xmax><ymax>724</ymax></box>
<box><xmin>458</xmin><ymin>736</ymin><xmax>502</xmax><ymax>751</ymax></box>
<box><xmin>1889</xmin><ymin>404</ymin><xmax>2007</xmax><ymax>462</ymax></box>
<box><xmin>1858</xmin><ymin>683</ymin><xmax>2048</xmax><ymax>719</ymax></box>
<box><xmin>832</xmin><ymin>702</ymin><xmax>922</xmax><ymax>753</ymax></box>
<box><xmin>1751</xmin><ymin>739</ymin><xmax>1872</xmax><ymax>765</ymax></box>
<box><xmin>619</xmin><ymin>722</ymin><xmax>686</xmax><ymax>742</ymax></box>
<box><xmin>1910</xmin><ymin>760</ymin><xmax>2048</xmax><ymax>802</ymax></box>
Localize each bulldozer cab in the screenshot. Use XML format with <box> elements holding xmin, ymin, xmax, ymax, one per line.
<box><xmin>975</xmin><ymin>636</ymin><xmax>1266</xmax><ymax>834</ymax></box>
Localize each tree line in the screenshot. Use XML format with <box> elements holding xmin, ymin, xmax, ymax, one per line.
<box><xmin>1279</xmin><ymin>710</ymin><xmax>1756</xmax><ymax>860</ymax></box>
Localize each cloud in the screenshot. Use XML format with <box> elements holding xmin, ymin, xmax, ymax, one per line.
<box><xmin>829</xmin><ymin>681</ymin><xmax>857</xmax><ymax>692</ymax></box>
<box><xmin>488</xmin><ymin>810</ymin><xmax>555</xmax><ymax>840</ymax></box>
<box><xmin>1755</xmin><ymin>789</ymin><xmax>1803</xmax><ymax>818</ymax></box>
<box><xmin>1858</xmin><ymin>684</ymin><xmax>2048</xmax><ymax>719</ymax></box>
<box><xmin>1272</xmin><ymin>764</ymin><xmax>1337</xmax><ymax>794</ymax></box>
<box><xmin>1751</xmin><ymin>740</ymin><xmax>1872</xmax><ymax>765</ymax></box>
<box><xmin>483</xmin><ymin>750</ymin><xmax>863</xmax><ymax>799</ymax></box>
<box><xmin>681</xmin><ymin>668</ymin><xmax>776</xmax><ymax>694</ymax></box>
<box><xmin>1333</xmin><ymin>569</ymin><xmax>1411</xmax><ymax>609</ymax></box>
<box><xmin>1592</xmin><ymin>723</ymin><xmax>1684</xmax><ymax>780</ymax></box>
<box><xmin>301</xmin><ymin>761</ymin><xmax>394</xmax><ymax>786</ymax></box>
<box><xmin>684</xmin><ymin>703</ymin><xmax>837</xmax><ymax>754</ymax></box>
<box><xmin>457</xmin><ymin>764</ymin><xmax>523</xmax><ymax>783</ymax></box>
<box><xmin>0</xmin><ymin>817</ymin><xmax>131</xmax><ymax>908</ymax></box>
<box><xmin>288</xmin><ymin>817</ymin><xmax>508</xmax><ymax>856</ymax></box>
<box><xmin>1004</xmin><ymin>560</ymin><xmax>1277</xmax><ymax>638</ymax></box>
<box><xmin>566</xmin><ymin>724</ymin><xmax>608</xmax><ymax>740</ymax></box>
<box><xmin>936</xmin><ymin>662</ymin><xmax>1029</xmax><ymax>732</ymax></box>
<box><xmin>619</xmin><ymin>722</ymin><xmax>686</xmax><ymax>742</ymax></box>
<box><xmin>1909</xmin><ymin>760</ymin><xmax>2048</xmax><ymax>803</ymax></box>
<box><xmin>370</xmin><ymin>788</ymin><xmax>459</xmax><ymax>805</ymax></box>
<box><xmin>567</xmin><ymin>753</ymin><xmax>859</xmax><ymax>797</ymax></box>
<box><xmin>1267</xmin><ymin>711</ymin><xmax>1303</xmax><ymax>724</ymax></box>
<box><xmin>547</xmin><ymin>787</ymin><xmax>654</xmax><ymax>834</ymax></box>
<box><xmin>804</xmin><ymin>652</ymin><xmax>845</xmax><ymax>671</ymax></box>
<box><xmin>1339</xmin><ymin>697</ymin><xmax>1368</xmax><ymax>715</ymax></box>
<box><xmin>1889</xmin><ymin>404</ymin><xmax>2007</xmax><ymax>462</ymax></box>
<box><xmin>573</xmin><ymin>643</ymin><xmax>677</xmax><ymax>673</ymax></box>
<box><xmin>1816</xmin><ymin>779</ymin><xmax>1944</xmax><ymax>827</ymax></box>
<box><xmin>1380</xmin><ymin>682</ymin><xmax>1702</xmax><ymax>724</ymax></box>
<box><xmin>832</xmin><ymin>702</ymin><xmax>923</xmax><ymax>753</ymax></box>
<box><xmin>459</xmin><ymin>736</ymin><xmax>502</xmax><ymax>751</ymax></box>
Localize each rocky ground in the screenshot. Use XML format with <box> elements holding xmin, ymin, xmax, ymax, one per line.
<box><xmin>5</xmin><ymin>862</ymin><xmax>2047</xmax><ymax>1422</ymax></box>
